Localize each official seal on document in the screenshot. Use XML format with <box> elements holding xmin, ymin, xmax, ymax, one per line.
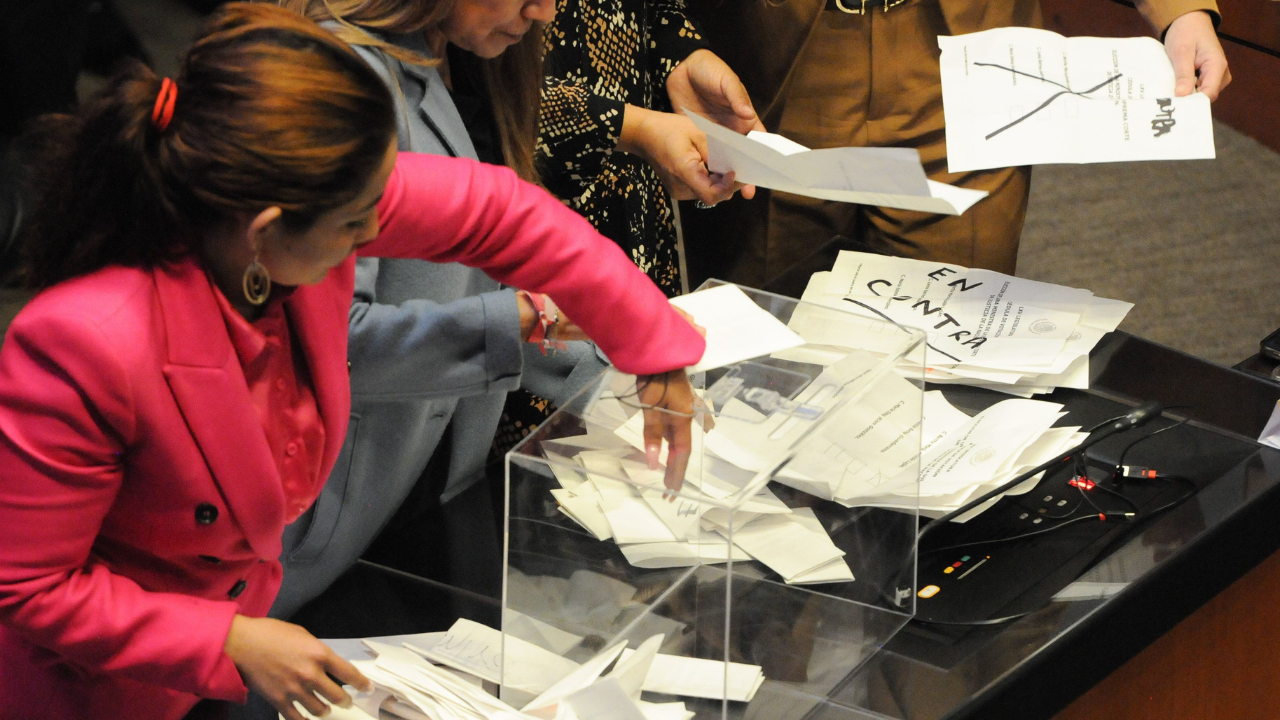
<box><xmin>1030</xmin><ymin>320</ymin><xmax>1057</xmax><ymax>335</ymax></box>
<box><xmin>971</xmin><ymin>448</ymin><xmax>997</xmax><ymax>465</ymax></box>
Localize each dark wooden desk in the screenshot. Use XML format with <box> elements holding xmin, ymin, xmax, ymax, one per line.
<box><xmin>756</xmin><ymin>246</ymin><xmax>1280</xmax><ymax>719</ymax></box>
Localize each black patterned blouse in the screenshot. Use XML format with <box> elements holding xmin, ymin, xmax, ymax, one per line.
<box><xmin>539</xmin><ymin>0</ymin><xmax>709</xmax><ymax>298</ymax></box>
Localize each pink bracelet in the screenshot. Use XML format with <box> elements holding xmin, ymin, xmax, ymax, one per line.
<box><xmin>518</xmin><ymin>291</ymin><xmax>567</xmax><ymax>354</ymax></box>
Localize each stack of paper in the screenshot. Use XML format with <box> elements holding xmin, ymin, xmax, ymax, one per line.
<box><xmin>298</xmin><ymin>621</ymin><xmax>764</xmax><ymax>720</ymax></box>
<box><xmin>783</xmin><ymin>251</ymin><xmax>1132</xmax><ymax>396</ymax></box>
<box><xmin>546</xmin><ymin>386</ymin><xmax>854</xmax><ymax>584</ymax></box>
<box><xmin>552</xmin><ymin>378</ymin><xmax>1080</xmax><ymax>593</ymax></box>
<box><xmin>830</xmin><ymin>392</ymin><xmax>1089</xmax><ymax>520</ymax></box>
<box><xmin>696</xmin><ymin>371</ymin><xmax>1086</xmax><ymax>521</ymax></box>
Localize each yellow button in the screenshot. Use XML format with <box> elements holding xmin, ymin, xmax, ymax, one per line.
<box><xmin>943</xmin><ymin>567</ymin><xmax>954</xmax><ymax>574</ymax></box>
<box><xmin>918</xmin><ymin>585</ymin><xmax>941</xmax><ymax>598</ymax></box>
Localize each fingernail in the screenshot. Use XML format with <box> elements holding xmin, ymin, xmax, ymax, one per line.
<box><xmin>646</xmin><ymin>444</ymin><xmax>661</xmax><ymax>469</ymax></box>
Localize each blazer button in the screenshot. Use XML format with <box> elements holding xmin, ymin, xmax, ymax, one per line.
<box><xmin>228</xmin><ymin>579</ymin><xmax>247</xmax><ymax>599</ymax></box>
<box><xmin>195</xmin><ymin>503</ymin><xmax>219</xmax><ymax>525</ymax></box>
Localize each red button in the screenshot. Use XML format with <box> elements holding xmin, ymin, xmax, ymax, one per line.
<box><xmin>286</xmin><ymin>442</ymin><xmax>299</xmax><ymax>456</ymax></box>
<box><xmin>275</xmin><ymin>378</ymin><xmax>287</xmax><ymax>391</ymax></box>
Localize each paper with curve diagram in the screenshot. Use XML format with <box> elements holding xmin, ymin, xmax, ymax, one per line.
<box><xmin>687</xmin><ymin>111</ymin><xmax>989</xmax><ymax>216</ymax></box>
<box><xmin>939</xmin><ymin>27</ymin><xmax>1216</xmax><ymax>172</ymax></box>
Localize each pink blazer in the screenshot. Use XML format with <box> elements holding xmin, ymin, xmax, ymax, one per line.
<box><xmin>0</xmin><ymin>153</ymin><xmax>704</xmax><ymax>720</ymax></box>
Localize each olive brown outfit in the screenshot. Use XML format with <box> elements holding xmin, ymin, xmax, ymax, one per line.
<box><xmin>680</xmin><ymin>0</ymin><xmax>1218</xmax><ymax>286</ymax></box>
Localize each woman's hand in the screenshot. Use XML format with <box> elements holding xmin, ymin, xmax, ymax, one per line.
<box><xmin>637</xmin><ymin>369</ymin><xmax>699</xmax><ymax>492</ymax></box>
<box><xmin>617</xmin><ymin>105</ymin><xmax>739</xmax><ymax>207</ymax></box>
<box><xmin>666</xmin><ymin>49</ymin><xmax>766</xmax><ymax>200</ymax></box>
<box><xmin>666</xmin><ymin>49</ymin><xmax>763</xmax><ymax>135</ymax></box>
<box><xmin>224</xmin><ymin>615</ymin><xmax>373</xmax><ymax>720</ymax></box>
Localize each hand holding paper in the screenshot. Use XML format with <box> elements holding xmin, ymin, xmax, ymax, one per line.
<box><xmin>938</xmin><ymin>27</ymin><xmax>1216</xmax><ymax>172</ymax></box>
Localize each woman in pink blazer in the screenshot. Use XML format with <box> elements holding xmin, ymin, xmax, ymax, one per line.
<box><xmin>0</xmin><ymin>5</ymin><xmax>703</xmax><ymax>720</ymax></box>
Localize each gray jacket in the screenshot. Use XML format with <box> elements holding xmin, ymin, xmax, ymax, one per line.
<box><xmin>270</xmin><ymin>31</ymin><xmax>607</xmax><ymax>619</ymax></box>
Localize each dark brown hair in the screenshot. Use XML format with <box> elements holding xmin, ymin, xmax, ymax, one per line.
<box><xmin>280</xmin><ymin>0</ymin><xmax>543</xmax><ymax>183</ymax></box>
<box><xmin>20</xmin><ymin>3</ymin><xmax>397</xmax><ymax>289</ymax></box>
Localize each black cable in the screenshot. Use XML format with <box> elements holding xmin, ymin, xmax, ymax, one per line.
<box><xmin>1134</xmin><ymin>473</ymin><xmax>1198</xmax><ymax>517</ymax></box>
<box><xmin>1086</xmin><ymin>412</ymin><xmax>1130</xmax><ymax>434</ymax></box>
<box><xmin>914</xmin><ymin>612</ymin><xmax>1030</xmax><ymax>627</ymax></box>
<box><xmin>1076</xmin><ymin>481</ymin><xmax>1109</xmax><ymax>516</ymax></box>
<box><xmin>921</xmin><ymin>514</ymin><xmax>1101</xmax><ymax>556</ymax></box>
<box><xmin>1113</xmin><ymin>418</ymin><xmax>1191</xmax><ymax>477</ymax></box>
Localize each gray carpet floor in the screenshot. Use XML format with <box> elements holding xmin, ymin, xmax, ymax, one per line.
<box><xmin>1017</xmin><ymin>121</ymin><xmax>1280</xmax><ymax>366</ymax></box>
<box><xmin>6</xmin><ymin>0</ymin><xmax>1280</xmax><ymax>368</ymax></box>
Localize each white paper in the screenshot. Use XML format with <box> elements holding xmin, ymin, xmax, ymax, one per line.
<box><xmin>291</xmin><ymin>699</ymin><xmax>380</xmax><ymax>720</ymax></box>
<box><xmin>915</xmin><ymin>400</ymin><xmax>1064</xmax><ymax>496</ymax></box>
<box><xmin>619</xmin><ymin>537</ymin><xmax>754</xmax><ymax>568</ymax></box>
<box><xmin>598</xmin><ymin>492</ymin><xmax>678</xmax><ymax>545</ymax></box>
<box><xmin>521</xmin><ymin>639</ymin><xmax>628</xmax><ymax>717</ymax></box>
<box><xmin>720</xmin><ymin>507</ymin><xmax>845</xmax><ymax>582</ymax></box>
<box><xmin>609</xmin><ymin>635</ymin><xmax>664</xmax><ymax>700</ymax></box>
<box><xmin>939</xmin><ymin>27</ymin><xmax>1215</xmax><ymax>172</ymax></box>
<box><xmin>788</xmin><ymin>556</ymin><xmax>855</xmax><ymax>585</ymax></box>
<box><xmin>619</xmin><ymin>650</ymin><xmax>765</xmax><ymax>702</ymax></box>
<box><xmin>691</xmin><ymin>111</ymin><xmax>988</xmax><ymax>216</ymax></box>
<box><xmin>363</xmin><ymin>654</ymin><xmax>532</xmax><ymax>720</ymax></box>
<box><xmin>668</xmin><ymin>284</ymin><xmax>805</xmax><ymax>372</ymax></box>
<box><xmin>407</xmin><ymin>619</ymin><xmax>580</xmax><ymax>695</ymax></box>
<box><xmin>553</xmin><ymin>489</ymin><xmax>613</xmax><ymax>541</ymax></box>
<box><xmin>563</xmin><ymin>677</ymin><xmax>648</xmax><ymax>720</ymax></box>
<box><xmin>803</xmin><ymin>252</ymin><xmax>1131</xmax><ymax>396</ymax></box>
<box><xmin>1259</xmin><ymin>400</ymin><xmax>1280</xmax><ymax>450</ymax></box>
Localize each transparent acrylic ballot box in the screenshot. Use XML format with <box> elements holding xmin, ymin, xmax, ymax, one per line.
<box><xmin>503</xmin><ymin>282</ymin><xmax>927</xmax><ymax>719</ymax></box>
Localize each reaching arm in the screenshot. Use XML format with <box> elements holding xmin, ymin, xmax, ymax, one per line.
<box><xmin>362</xmin><ymin>152</ymin><xmax>706</xmax><ymax>376</ymax></box>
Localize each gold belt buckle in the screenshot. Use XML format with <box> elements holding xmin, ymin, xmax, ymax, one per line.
<box><xmin>834</xmin><ymin>0</ymin><xmax>908</xmax><ymax>12</ymax></box>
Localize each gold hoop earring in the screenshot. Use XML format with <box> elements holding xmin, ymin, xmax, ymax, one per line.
<box><xmin>242</xmin><ymin>256</ymin><xmax>271</xmax><ymax>305</ymax></box>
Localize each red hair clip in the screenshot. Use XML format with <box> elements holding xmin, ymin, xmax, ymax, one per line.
<box><xmin>151</xmin><ymin>77</ymin><xmax>178</xmax><ymax>132</ymax></box>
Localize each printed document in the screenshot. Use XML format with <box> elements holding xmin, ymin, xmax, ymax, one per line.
<box><xmin>796</xmin><ymin>251</ymin><xmax>1132</xmax><ymax>395</ymax></box>
<box><xmin>939</xmin><ymin>27</ymin><xmax>1215</xmax><ymax>172</ymax></box>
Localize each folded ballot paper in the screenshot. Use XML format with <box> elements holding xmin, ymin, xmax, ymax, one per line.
<box><xmin>545</xmin><ymin>362</ymin><xmax>1083</xmax><ymax>593</ymax></box>
<box><xmin>688</xmin><ymin>111</ymin><xmax>988</xmax><ymax>216</ymax></box>
<box><xmin>781</xmin><ymin>251</ymin><xmax>1132</xmax><ymax>396</ymax></box>
<box><xmin>295</xmin><ymin>619</ymin><xmax>764</xmax><ymax>720</ymax></box>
